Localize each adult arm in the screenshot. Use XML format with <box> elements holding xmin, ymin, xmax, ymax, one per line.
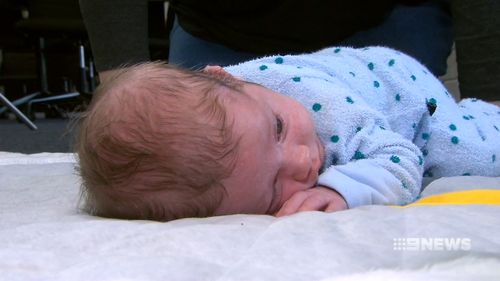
<box><xmin>79</xmin><ymin>0</ymin><xmax>150</xmax><ymax>75</ymax></box>
<box><xmin>451</xmin><ymin>0</ymin><xmax>500</xmax><ymax>101</ymax></box>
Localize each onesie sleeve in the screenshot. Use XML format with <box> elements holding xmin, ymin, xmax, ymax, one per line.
<box><xmin>316</xmin><ymin>101</ymin><xmax>425</xmax><ymax>208</ymax></box>
<box><xmin>318</xmin><ymin>124</ymin><xmax>424</xmax><ymax>208</ymax></box>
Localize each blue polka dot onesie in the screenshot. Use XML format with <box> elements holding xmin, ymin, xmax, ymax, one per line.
<box><xmin>225</xmin><ymin>47</ymin><xmax>500</xmax><ymax>208</ymax></box>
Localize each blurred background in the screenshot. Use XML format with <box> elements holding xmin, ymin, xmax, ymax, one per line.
<box><xmin>0</xmin><ymin>0</ymin><xmax>172</xmax><ymax>153</ymax></box>
<box><xmin>0</xmin><ymin>0</ymin><xmax>498</xmax><ymax>154</ymax></box>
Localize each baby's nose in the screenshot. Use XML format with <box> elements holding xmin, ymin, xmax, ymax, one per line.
<box><xmin>285</xmin><ymin>145</ymin><xmax>311</xmax><ymax>182</ymax></box>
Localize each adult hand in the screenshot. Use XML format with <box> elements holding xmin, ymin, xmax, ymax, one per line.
<box><xmin>275</xmin><ymin>186</ymin><xmax>348</xmax><ymax>217</ymax></box>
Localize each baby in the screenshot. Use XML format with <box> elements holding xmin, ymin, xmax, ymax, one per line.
<box><xmin>76</xmin><ymin>46</ymin><xmax>500</xmax><ymax>221</ymax></box>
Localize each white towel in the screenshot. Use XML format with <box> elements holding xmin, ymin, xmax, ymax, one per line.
<box><xmin>225</xmin><ymin>46</ymin><xmax>500</xmax><ymax>207</ymax></box>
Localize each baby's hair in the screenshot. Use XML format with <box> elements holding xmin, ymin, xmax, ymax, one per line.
<box><xmin>76</xmin><ymin>62</ymin><xmax>242</xmax><ymax>221</ymax></box>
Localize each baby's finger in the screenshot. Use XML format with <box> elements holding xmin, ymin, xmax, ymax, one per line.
<box><xmin>324</xmin><ymin>202</ymin><xmax>342</xmax><ymax>212</ymax></box>
<box><xmin>297</xmin><ymin>196</ymin><xmax>329</xmax><ymax>212</ymax></box>
<box><xmin>275</xmin><ymin>192</ymin><xmax>309</xmax><ymax>217</ymax></box>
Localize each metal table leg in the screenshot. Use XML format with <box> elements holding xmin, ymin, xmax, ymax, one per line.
<box><xmin>0</xmin><ymin>92</ymin><xmax>38</xmax><ymax>130</ymax></box>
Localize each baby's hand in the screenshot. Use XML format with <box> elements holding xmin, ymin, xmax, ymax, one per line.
<box><xmin>275</xmin><ymin>186</ymin><xmax>347</xmax><ymax>217</ymax></box>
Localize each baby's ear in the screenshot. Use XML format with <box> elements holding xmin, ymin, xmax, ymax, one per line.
<box><xmin>203</xmin><ymin>65</ymin><xmax>242</xmax><ymax>81</ymax></box>
<box><xmin>203</xmin><ymin>65</ymin><xmax>232</xmax><ymax>78</ymax></box>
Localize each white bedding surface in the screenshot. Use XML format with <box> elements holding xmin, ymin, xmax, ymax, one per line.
<box><xmin>1</xmin><ymin>152</ymin><xmax>500</xmax><ymax>281</ymax></box>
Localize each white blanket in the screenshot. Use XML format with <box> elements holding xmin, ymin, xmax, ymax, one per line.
<box><xmin>1</xmin><ymin>152</ymin><xmax>500</xmax><ymax>281</ymax></box>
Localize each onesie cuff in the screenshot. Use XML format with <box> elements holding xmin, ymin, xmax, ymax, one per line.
<box><xmin>318</xmin><ymin>161</ymin><xmax>400</xmax><ymax>208</ymax></box>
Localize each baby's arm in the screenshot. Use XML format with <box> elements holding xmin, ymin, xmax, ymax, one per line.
<box><xmin>275</xmin><ymin>186</ymin><xmax>347</xmax><ymax>217</ymax></box>
<box><xmin>319</xmin><ymin>123</ymin><xmax>424</xmax><ymax>209</ymax></box>
<box><xmin>274</xmin><ymin>124</ymin><xmax>423</xmax><ymax>216</ymax></box>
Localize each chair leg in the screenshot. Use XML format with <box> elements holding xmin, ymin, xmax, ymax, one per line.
<box><xmin>26</xmin><ymin>39</ymin><xmax>91</xmax><ymax>117</ymax></box>
<box><xmin>78</xmin><ymin>42</ymin><xmax>89</xmax><ymax>94</ymax></box>
<box><xmin>78</xmin><ymin>41</ymin><xmax>97</xmax><ymax>93</ymax></box>
<box><xmin>0</xmin><ymin>92</ymin><xmax>38</xmax><ymax>130</ymax></box>
<box><xmin>37</xmin><ymin>37</ymin><xmax>49</xmax><ymax>94</ymax></box>
<box><xmin>0</xmin><ymin>92</ymin><xmax>41</xmax><ymax>115</ymax></box>
<box><xmin>26</xmin><ymin>91</ymin><xmax>80</xmax><ymax>118</ymax></box>
<box><xmin>0</xmin><ymin>36</ymin><xmax>50</xmax><ymax>116</ymax></box>
<box><xmin>88</xmin><ymin>56</ymin><xmax>96</xmax><ymax>92</ymax></box>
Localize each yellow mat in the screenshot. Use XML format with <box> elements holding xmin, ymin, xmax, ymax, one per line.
<box><xmin>398</xmin><ymin>189</ymin><xmax>500</xmax><ymax>208</ymax></box>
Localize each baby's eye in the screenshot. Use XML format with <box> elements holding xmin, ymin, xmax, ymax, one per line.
<box><xmin>276</xmin><ymin>116</ymin><xmax>284</xmax><ymax>140</ymax></box>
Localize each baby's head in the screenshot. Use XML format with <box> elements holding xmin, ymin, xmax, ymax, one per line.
<box><xmin>77</xmin><ymin>62</ymin><xmax>324</xmax><ymax>221</ymax></box>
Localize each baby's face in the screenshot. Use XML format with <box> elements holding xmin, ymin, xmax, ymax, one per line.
<box><xmin>215</xmin><ymin>82</ymin><xmax>325</xmax><ymax>216</ymax></box>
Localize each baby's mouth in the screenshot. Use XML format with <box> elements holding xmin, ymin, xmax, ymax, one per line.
<box><xmin>267</xmin><ymin>181</ymin><xmax>282</xmax><ymax>215</ymax></box>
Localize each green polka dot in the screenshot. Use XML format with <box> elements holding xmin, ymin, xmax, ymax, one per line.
<box><xmin>410</xmin><ymin>75</ymin><xmax>416</xmax><ymax>81</ymax></box>
<box><xmin>334</xmin><ymin>48</ymin><xmax>341</xmax><ymax>53</ymax></box>
<box><xmin>412</xmin><ymin>123</ymin><xmax>417</xmax><ymax>129</ymax></box>
<box><xmin>451</xmin><ymin>136</ymin><xmax>459</xmax><ymax>144</ymax></box>
<box><xmin>422</xmin><ymin>133</ymin><xmax>430</xmax><ymax>140</ymax></box>
<box><xmin>356</xmin><ymin>127</ymin><xmax>362</xmax><ymax>132</ymax></box>
<box><xmin>373</xmin><ymin>81</ymin><xmax>380</xmax><ymax>88</ymax></box>
<box><xmin>428</xmin><ymin>98</ymin><xmax>437</xmax><ymax>106</ymax></box>
<box><xmin>390</xmin><ymin>155</ymin><xmax>401</xmax><ymax>163</ymax></box>
<box><xmin>422</xmin><ymin>149</ymin><xmax>428</xmax><ymax>156</ymax></box>
<box><xmin>330</xmin><ymin>135</ymin><xmax>340</xmax><ymax>143</ymax></box>
<box><xmin>349</xmin><ymin>71</ymin><xmax>356</xmax><ymax>77</ymax></box>
<box><xmin>368</xmin><ymin>62</ymin><xmax>374</xmax><ymax>70</ymax></box>
<box><xmin>379</xmin><ymin>126</ymin><xmax>386</xmax><ymax>130</ymax></box>
<box><xmin>463</xmin><ymin>115</ymin><xmax>470</xmax><ymax>120</ymax></box>
<box><xmin>274</xmin><ymin>57</ymin><xmax>284</xmax><ymax>64</ymax></box>
<box><xmin>312</xmin><ymin>103</ymin><xmax>322</xmax><ymax>112</ymax></box>
<box><xmin>353</xmin><ymin>151</ymin><xmax>365</xmax><ymax>160</ymax></box>
<box><xmin>395</xmin><ymin>94</ymin><xmax>401</xmax><ymax>101</ymax></box>
<box><xmin>259</xmin><ymin>65</ymin><xmax>268</xmax><ymax>71</ymax></box>
<box><xmin>449</xmin><ymin>124</ymin><xmax>457</xmax><ymax>131</ymax></box>
<box><xmin>346</xmin><ymin>96</ymin><xmax>354</xmax><ymax>104</ymax></box>
<box><xmin>331</xmin><ymin>157</ymin><xmax>338</xmax><ymax>165</ymax></box>
<box><xmin>418</xmin><ymin>156</ymin><xmax>423</xmax><ymax>166</ymax></box>
<box><xmin>493</xmin><ymin>154</ymin><xmax>497</xmax><ymax>163</ymax></box>
<box><xmin>468</xmin><ymin>115</ymin><xmax>475</xmax><ymax>119</ymax></box>
<box><xmin>292</xmin><ymin>76</ymin><xmax>301</xmax><ymax>82</ymax></box>
<box><xmin>388</xmin><ymin>59</ymin><xmax>395</xmax><ymax>66</ymax></box>
<box><xmin>494</xmin><ymin>125</ymin><xmax>499</xmax><ymax>131</ymax></box>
